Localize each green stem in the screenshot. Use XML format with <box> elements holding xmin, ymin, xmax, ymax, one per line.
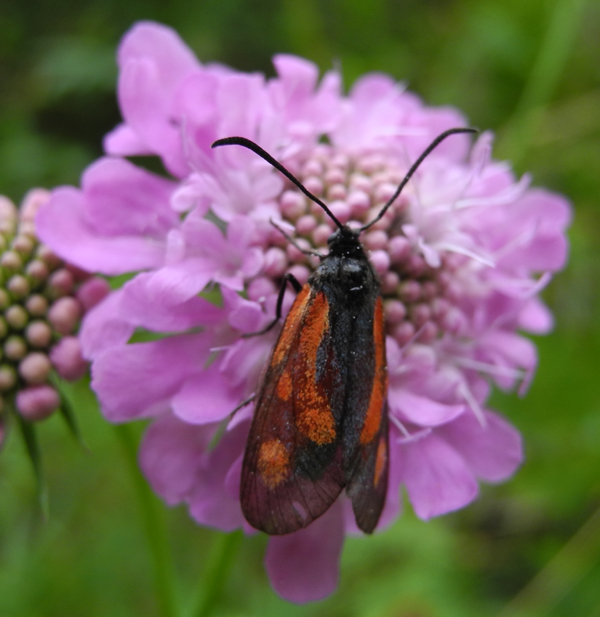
<box><xmin>115</xmin><ymin>424</ymin><xmax>179</xmax><ymax>617</ymax></box>
<box><xmin>15</xmin><ymin>411</ymin><xmax>49</xmax><ymax>518</ymax></box>
<box><xmin>497</xmin><ymin>503</ymin><xmax>600</xmax><ymax>617</ymax></box>
<box><xmin>192</xmin><ymin>530</ymin><xmax>243</xmax><ymax>617</ymax></box>
<box><xmin>496</xmin><ymin>0</ymin><xmax>588</xmax><ymax>165</ymax></box>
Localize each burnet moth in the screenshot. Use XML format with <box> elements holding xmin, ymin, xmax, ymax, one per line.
<box><xmin>212</xmin><ymin>127</ymin><xmax>477</xmax><ymax>535</ymax></box>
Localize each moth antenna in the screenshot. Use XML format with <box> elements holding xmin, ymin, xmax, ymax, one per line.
<box><xmin>211</xmin><ymin>136</ymin><xmax>345</xmax><ymax>230</ymax></box>
<box><xmin>360</xmin><ymin>127</ymin><xmax>479</xmax><ymax>232</ymax></box>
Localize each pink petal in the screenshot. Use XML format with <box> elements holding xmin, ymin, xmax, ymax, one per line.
<box><xmin>103</xmin><ymin>123</ymin><xmax>152</xmax><ymax>156</ymax></box>
<box><xmin>183</xmin><ymin>216</ymin><xmax>228</xmax><ymax>257</ymax></box>
<box><xmin>272</xmin><ymin>54</ymin><xmax>319</xmax><ymax>102</ymax></box>
<box><xmin>224</xmin><ymin>452</ymin><xmax>243</xmax><ymax>500</ymax></box>
<box><xmin>79</xmin><ymin>290</ymin><xmax>135</xmax><ymax>359</ymax></box>
<box><xmin>122</xmin><ymin>259</ymin><xmax>215</xmax><ymax>307</ymax></box>
<box><xmin>216</xmin><ymin>74</ymin><xmax>266</xmax><ymax>139</ymax></box>
<box><xmin>117</xmin><ymin>58</ymin><xmax>187</xmax><ymax>177</ymax></box>
<box><xmin>36</xmin><ymin>187</ymin><xmax>166</xmax><ymax>274</ymax></box>
<box><xmin>117</xmin><ymin>21</ymin><xmax>199</xmax><ymax>90</ymax></box>
<box><xmin>187</xmin><ymin>421</ymin><xmax>247</xmax><ymax>531</ymax></box>
<box><xmin>479</xmin><ymin>331</ymin><xmax>537</xmax><ymax>391</ymax></box>
<box><xmin>81</xmin><ymin>157</ymin><xmax>177</xmax><ymax>237</ymax></box>
<box><xmin>265</xmin><ymin>502</ymin><xmax>344</xmax><ymax>603</ymax></box>
<box><xmin>402</xmin><ymin>433</ymin><xmax>478</xmax><ymax>520</ymax></box>
<box><xmin>120</xmin><ymin>273</ymin><xmax>221</xmax><ymax>332</ymax></box>
<box><xmin>222</xmin><ymin>288</ymin><xmax>265</xmax><ymax>333</ymax></box>
<box><xmin>440</xmin><ymin>410</ymin><xmax>523</xmax><ymax>483</ymax></box>
<box><xmin>92</xmin><ymin>332</ymin><xmax>213</xmax><ymax>422</ymax></box>
<box><xmin>518</xmin><ymin>298</ymin><xmax>554</xmax><ymax>334</ymax></box>
<box><xmin>116</xmin><ymin>22</ymin><xmax>202</xmax><ymax>176</ymax></box>
<box><xmin>140</xmin><ymin>414</ymin><xmax>213</xmax><ymax>505</ymax></box>
<box><xmin>219</xmin><ymin>334</ymin><xmax>275</xmax><ymax>390</ymax></box>
<box><xmin>388</xmin><ymin>389</ymin><xmax>465</xmax><ymax>427</ymax></box>
<box><xmin>172</xmin><ymin>366</ymin><xmax>243</xmax><ymax>424</ymax></box>
<box><xmin>376</xmin><ymin>425</ymin><xmax>404</xmax><ymax>529</ymax></box>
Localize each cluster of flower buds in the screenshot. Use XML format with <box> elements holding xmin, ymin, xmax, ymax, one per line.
<box><xmin>0</xmin><ymin>189</ymin><xmax>109</xmax><ymax>435</ymax></box>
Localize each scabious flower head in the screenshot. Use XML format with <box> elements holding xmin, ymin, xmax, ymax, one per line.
<box><xmin>0</xmin><ymin>190</ymin><xmax>109</xmax><ymax>433</ymax></box>
<box><xmin>36</xmin><ymin>21</ymin><xmax>571</xmax><ymax>603</ymax></box>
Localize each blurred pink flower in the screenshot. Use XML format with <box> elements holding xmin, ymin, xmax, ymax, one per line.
<box><xmin>36</xmin><ymin>21</ymin><xmax>571</xmax><ymax>603</ymax></box>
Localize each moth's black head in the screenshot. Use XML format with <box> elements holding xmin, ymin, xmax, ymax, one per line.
<box><xmin>326</xmin><ymin>226</ymin><xmax>365</xmax><ymax>258</ymax></box>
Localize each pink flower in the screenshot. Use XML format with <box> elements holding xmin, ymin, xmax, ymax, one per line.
<box><xmin>36</xmin><ymin>21</ymin><xmax>571</xmax><ymax>603</ymax></box>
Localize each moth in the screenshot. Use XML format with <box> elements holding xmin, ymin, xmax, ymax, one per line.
<box><xmin>212</xmin><ymin>128</ymin><xmax>475</xmax><ymax>535</ymax></box>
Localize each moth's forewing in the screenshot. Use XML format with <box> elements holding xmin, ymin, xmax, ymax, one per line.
<box><xmin>346</xmin><ymin>404</ymin><xmax>389</xmax><ymax>533</ymax></box>
<box><xmin>240</xmin><ymin>286</ymin><xmax>345</xmax><ymax>535</ymax></box>
<box><xmin>343</xmin><ymin>297</ymin><xmax>389</xmax><ymax>534</ymax></box>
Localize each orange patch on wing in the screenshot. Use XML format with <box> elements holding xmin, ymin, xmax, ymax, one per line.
<box><xmin>296</xmin><ymin>292</ymin><xmax>336</xmax><ymax>445</ymax></box>
<box><xmin>360</xmin><ymin>297</ymin><xmax>388</xmax><ymax>444</ymax></box>
<box><xmin>272</xmin><ymin>286</ymin><xmax>311</xmax><ymax>366</ymax></box>
<box><xmin>373</xmin><ymin>434</ymin><xmax>387</xmax><ymax>488</ymax></box>
<box><xmin>276</xmin><ymin>370</ymin><xmax>293</xmax><ymax>401</ymax></box>
<box><xmin>297</xmin><ymin>407</ymin><xmax>336</xmax><ymax>444</ymax></box>
<box><xmin>257</xmin><ymin>439</ymin><xmax>290</xmax><ymax>488</ymax></box>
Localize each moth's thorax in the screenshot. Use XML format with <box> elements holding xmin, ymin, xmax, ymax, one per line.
<box><xmin>310</xmin><ymin>226</ymin><xmax>380</xmax><ymax>301</ymax></box>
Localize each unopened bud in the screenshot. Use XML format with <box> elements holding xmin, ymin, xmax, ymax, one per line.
<box><xmin>19</xmin><ymin>352</ymin><xmax>52</xmax><ymax>385</ymax></box>
<box><xmin>0</xmin><ymin>365</ymin><xmax>17</xmax><ymax>391</ymax></box>
<box><xmin>25</xmin><ymin>294</ymin><xmax>48</xmax><ymax>317</ymax></box>
<box><xmin>0</xmin><ymin>250</ymin><xmax>22</xmax><ymax>271</ymax></box>
<box><xmin>47</xmin><ymin>297</ymin><xmax>81</xmax><ymax>335</ymax></box>
<box><xmin>7</xmin><ymin>275</ymin><xmax>30</xmax><ymax>299</ymax></box>
<box><xmin>11</xmin><ymin>234</ymin><xmax>34</xmax><ymax>257</ymax></box>
<box><xmin>4</xmin><ymin>336</ymin><xmax>27</xmax><ymax>360</ymax></box>
<box><xmin>35</xmin><ymin>245</ymin><xmax>61</xmax><ymax>270</ymax></box>
<box><xmin>26</xmin><ymin>259</ymin><xmax>49</xmax><ymax>283</ymax></box>
<box><xmin>5</xmin><ymin>305</ymin><xmax>28</xmax><ymax>329</ymax></box>
<box><xmin>48</xmin><ymin>268</ymin><xmax>75</xmax><ymax>297</ymax></box>
<box><xmin>50</xmin><ymin>337</ymin><xmax>87</xmax><ymax>380</ymax></box>
<box><xmin>25</xmin><ymin>320</ymin><xmax>53</xmax><ymax>348</ymax></box>
<box><xmin>76</xmin><ymin>277</ymin><xmax>110</xmax><ymax>311</ymax></box>
<box><xmin>16</xmin><ymin>385</ymin><xmax>60</xmax><ymax>422</ymax></box>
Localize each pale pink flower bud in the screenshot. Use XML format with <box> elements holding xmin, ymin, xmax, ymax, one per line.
<box><xmin>47</xmin><ymin>297</ymin><xmax>81</xmax><ymax>335</ymax></box>
<box><xmin>4</xmin><ymin>336</ymin><xmax>27</xmax><ymax>360</ymax></box>
<box><xmin>12</xmin><ymin>234</ymin><xmax>34</xmax><ymax>257</ymax></box>
<box><xmin>1</xmin><ymin>250</ymin><xmax>22</xmax><ymax>271</ymax></box>
<box><xmin>25</xmin><ymin>320</ymin><xmax>53</xmax><ymax>348</ymax></box>
<box><xmin>0</xmin><ymin>365</ymin><xmax>17</xmax><ymax>392</ymax></box>
<box><xmin>5</xmin><ymin>305</ymin><xmax>28</xmax><ymax>329</ymax></box>
<box><xmin>50</xmin><ymin>337</ymin><xmax>87</xmax><ymax>380</ymax></box>
<box><xmin>76</xmin><ymin>277</ymin><xmax>110</xmax><ymax>311</ymax></box>
<box><xmin>247</xmin><ymin>277</ymin><xmax>277</xmax><ymax>302</ymax></box>
<box><xmin>19</xmin><ymin>352</ymin><xmax>52</xmax><ymax>385</ymax></box>
<box><xmin>279</xmin><ymin>191</ymin><xmax>306</xmax><ymax>219</ymax></box>
<box><xmin>16</xmin><ymin>385</ymin><xmax>60</xmax><ymax>422</ymax></box>
<box><xmin>25</xmin><ymin>259</ymin><xmax>50</xmax><ymax>282</ymax></box>
<box><xmin>7</xmin><ymin>275</ymin><xmax>30</xmax><ymax>299</ymax></box>
<box><xmin>48</xmin><ymin>268</ymin><xmax>75</xmax><ymax>296</ymax></box>
<box><xmin>25</xmin><ymin>294</ymin><xmax>49</xmax><ymax>317</ymax></box>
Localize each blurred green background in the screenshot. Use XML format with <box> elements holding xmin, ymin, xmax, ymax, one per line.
<box><xmin>1</xmin><ymin>0</ymin><xmax>599</xmax><ymax>615</ymax></box>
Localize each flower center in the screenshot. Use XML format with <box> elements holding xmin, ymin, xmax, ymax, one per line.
<box><xmin>247</xmin><ymin>145</ymin><xmax>469</xmax><ymax>348</ymax></box>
